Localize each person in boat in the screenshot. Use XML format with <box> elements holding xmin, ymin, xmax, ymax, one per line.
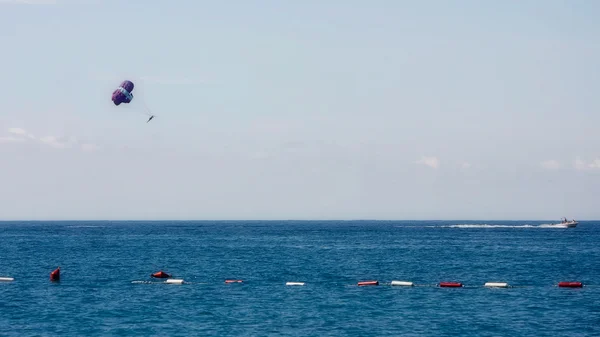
<box><xmin>146</xmin><ymin>115</ymin><xmax>155</xmax><ymax>123</ymax></box>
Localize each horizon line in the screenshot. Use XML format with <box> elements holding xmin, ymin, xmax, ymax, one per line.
<box><xmin>0</xmin><ymin>218</ymin><xmax>592</xmax><ymax>222</ymax></box>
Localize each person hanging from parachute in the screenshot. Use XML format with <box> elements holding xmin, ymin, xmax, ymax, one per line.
<box><xmin>111</xmin><ymin>80</ymin><xmax>156</xmax><ymax>123</ymax></box>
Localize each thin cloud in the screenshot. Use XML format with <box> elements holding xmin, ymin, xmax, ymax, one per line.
<box><xmin>0</xmin><ymin>136</ymin><xmax>25</xmax><ymax>143</ymax></box>
<box><xmin>574</xmin><ymin>157</ymin><xmax>600</xmax><ymax>171</ymax></box>
<box><xmin>416</xmin><ymin>156</ymin><xmax>440</xmax><ymax>169</ymax></box>
<box><xmin>1</xmin><ymin>127</ymin><xmax>100</xmax><ymax>151</ymax></box>
<box><xmin>8</xmin><ymin>127</ymin><xmax>26</xmax><ymax>135</ymax></box>
<box><xmin>8</xmin><ymin>127</ymin><xmax>35</xmax><ymax>139</ymax></box>
<box><xmin>540</xmin><ymin>160</ymin><xmax>561</xmax><ymax>170</ymax></box>
<box><xmin>39</xmin><ymin>136</ymin><xmax>72</xmax><ymax>149</ymax></box>
<box><xmin>39</xmin><ymin>135</ymin><xmax>100</xmax><ymax>151</ymax></box>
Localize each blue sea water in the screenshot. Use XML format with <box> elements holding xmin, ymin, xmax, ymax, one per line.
<box><xmin>1</xmin><ymin>220</ymin><xmax>599</xmax><ymax>336</ymax></box>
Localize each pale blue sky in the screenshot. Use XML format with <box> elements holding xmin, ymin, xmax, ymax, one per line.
<box><xmin>1</xmin><ymin>0</ymin><xmax>599</xmax><ymax>220</ymax></box>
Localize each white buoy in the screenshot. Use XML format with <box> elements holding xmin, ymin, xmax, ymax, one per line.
<box><xmin>391</xmin><ymin>280</ymin><xmax>414</xmax><ymax>286</ymax></box>
<box><xmin>0</xmin><ymin>277</ymin><xmax>14</xmax><ymax>282</ymax></box>
<box><xmin>286</xmin><ymin>282</ymin><xmax>305</xmax><ymax>286</ymax></box>
<box><xmin>484</xmin><ymin>282</ymin><xmax>509</xmax><ymax>288</ymax></box>
<box><xmin>165</xmin><ymin>279</ymin><xmax>184</xmax><ymax>284</ymax></box>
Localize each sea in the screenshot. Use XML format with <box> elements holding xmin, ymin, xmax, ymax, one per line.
<box><xmin>0</xmin><ymin>220</ymin><xmax>599</xmax><ymax>336</ymax></box>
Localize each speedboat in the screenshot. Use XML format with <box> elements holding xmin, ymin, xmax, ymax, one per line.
<box><xmin>546</xmin><ymin>219</ymin><xmax>578</xmax><ymax>228</ymax></box>
<box><xmin>562</xmin><ymin>220</ymin><xmax>578</xmax><ymax>228</ymax></box>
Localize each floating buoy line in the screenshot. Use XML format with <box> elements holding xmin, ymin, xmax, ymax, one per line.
<box><xmin>0</xmin><ymin>271</ymin><xmax>592</xmax><ymax>289</ymax></box>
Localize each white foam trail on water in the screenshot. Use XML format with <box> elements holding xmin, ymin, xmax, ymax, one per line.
<box><xmin>449</xmin><ymin>224</ymin><xmax>536</xmax><ymax>228</ymax></box>
<box><xmin>429</xmin><ymin>224</ymin><xmax>570</xmax><ymax>229</ymax></box>
<box><xmin>538</xmin><ymin>224</ymin><xmax>569</xmax><ymax>228</ymax></box>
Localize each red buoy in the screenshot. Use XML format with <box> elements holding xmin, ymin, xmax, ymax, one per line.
<box><xmin>439</xmin><ymin>282</ymin><xmax>462</xmax><ymax>288</ymax></box>
<box><xmin>50</xmin><ymin>267</ymin><xmax>60</xmax><ymax>282</ymax></box>
<box><xmin>358</xmin><ymin>280</ymin><xmax>379</xmax><ymax>286</ymax></box>
<box><xmin>151</xmin><ymin>271</ymin><xmax>171</xmax><ymax>279</ymax></box>
<box><xmin>558</xmin><ymin>281</ymin><xmax>583</xmax><ymax>288</ymax></box>
<box><xmin>225</xmin><ymin>280</ymin><xmax>243</xmax><ymax>284</ymax></box>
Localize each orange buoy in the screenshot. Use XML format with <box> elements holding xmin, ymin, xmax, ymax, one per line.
<box><xmin>358</xmin><ymin>280</ymin><xmax>379</xmax><ymax>286</ymax></box>
<box><xmin>439</xmin><ymin>282</ymin><xmax>462</xmax><ymax>288</ymax></box>
<box><xmin>225</xmin><ymin>280</ymin><xmax>243</xmax><ymax>284</ymax></box>
<box><xmin>558</xmin><ymin>281</ymin><xmax>583</xmax><ymax>288</ymax></box>
<box><xmin>151</xmin><ymin>271</ymin><xmax>171</xmax><ymax>279</ymax></box>
<box><xmin>50</xmin><ymin>267</ymin><xmax>60</xmax><ymax>282</ymax></box>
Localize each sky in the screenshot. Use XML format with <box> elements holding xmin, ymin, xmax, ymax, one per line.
<box><xmin>0</xmin><ymin>0</ymin><xmax>599</xmax><ymax>220</ymax></box>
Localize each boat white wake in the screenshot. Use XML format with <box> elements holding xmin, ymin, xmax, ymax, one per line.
<box><xmin>445</xmin><ymin>224</ymin><xmax>538</xmax><ymax>228</ymax></box>
<box><xmin>436</xmin><ymin>221</ymin><xmax>578</xmax><ymax>229</ymax></box>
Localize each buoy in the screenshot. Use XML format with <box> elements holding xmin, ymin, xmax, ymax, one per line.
<box><xmin>439</xmin><ymin>282</ymin><xmax>462</xmax><ymax>288</ymax></box>
<box><xmin>151</xmin><ymin>271</ymin><xmax>171</xmax><ymax>279</ymax></box>
<box><xmin>225</xmin><ymin>280</ymin><xmax>243</xmax><ymax>284</ymax></box>
<box><xmin>50</xmin><ymin>267</ymin><xmax>60</xmax><ymax>282</ymax></box>
<box><xmin>484</xmin><ymin>282</ymin><xmax>509</xmax><ymax>288</ymax></box>
<box><xmin>165</xmin><ymin>279</ymin><xmax>184</xmax><ymax>284</ymax></box>
<box><xmin>286</xmin><ymin>282</ymin><xmax>305</xmax><ymax>286</ymax></box>
<box><xmin>391</xmin><ymin>280</ymin><xmax>414</xmax><ymax>286</ymax></box>
<box><xmin>0</xmin><ymin>277</ymin><xmax>14</xmax><ymax>282</ymax></box>
<box><xmin>358</xmin><ymin>280</ymin><xmax>379</xmax><ymax>286</ymax></box>
<box><xmin>558</xmin><ymin>281</ymin><xmax>583</xmax><ymax>288</ymax></box>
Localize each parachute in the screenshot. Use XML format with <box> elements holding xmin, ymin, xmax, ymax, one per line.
<box><xmin>111</xmin><ymin>80</ymin><xmax>135</xmax><ymax>106</ymax></box>
<box><xmin>111</xmin><ymin>79</ymin><xmax>155</xmax><ymax>122</ymax></box>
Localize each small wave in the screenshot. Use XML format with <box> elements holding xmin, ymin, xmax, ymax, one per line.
<box><xmin>65</xmin><ymin>225</ymin><xmax>105</xmax><ymax>228</ymax></box>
